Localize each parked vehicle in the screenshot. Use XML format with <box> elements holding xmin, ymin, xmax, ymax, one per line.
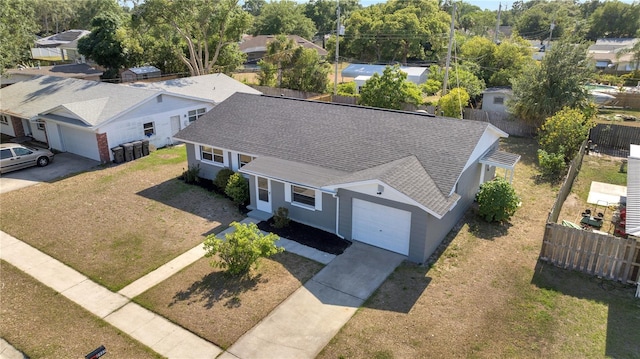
<box><xmin>0</xmin><ymin>143</ymin><xmax>54</xmax><ymax>174</ymax></box>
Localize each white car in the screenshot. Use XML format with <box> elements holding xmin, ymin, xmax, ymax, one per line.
<box><xmin>0</xmin><ymin>143</ymin><xmax>55</xmax><ymax>174</ymax></box>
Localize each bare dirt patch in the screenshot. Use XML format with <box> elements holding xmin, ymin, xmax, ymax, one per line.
<box><xmin>134</xmin><ymin>252</ymin><xmax>324</xmax><ymax>349</ymax></box>
<box><xmin>0</xmin><ymin>146</ymin><xmax>243</xmax><ymax>291</ymax></box>
<box><xmin>318</xmin><ymin>137</ymin><xmax>639</xmax><ymax>358</ymax></box>
<box><xmin>0</xmin><ymin>260</ymin><xmax>160</xmax><ymax>359</ymax></box>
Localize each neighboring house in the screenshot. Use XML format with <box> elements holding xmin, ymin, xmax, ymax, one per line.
<box><xmin>31</xmin><ymin>29</ymin><xmax>90</xmax><ymax>62</ymax></box>
<box><xmin>121</xmin><ymin>66</ymin><xmax>162</xmax><ymax>82</ymax></box>
<box><xmin>1</xmin><ymin>63</ymin><xmax>103</xmax><ymax>87</ymax></box>
<box><xmin>341</xmin><ymin>64</ymin><xmax>429</xmax><ymax>86</ymax></box>
<box><xmin>481</xmin><ymin>87</ymin><xmax>512</xmax><ymax>113</ymax></box>
<box><xmin>239</xmin><ymin>34</ymin><xmax>328</xmax><ymax>65</ymax></box>
<box><xmin>174</xmin><ymin>93</ymin><xmax>520</xmax><ymax>263</ymax></box>
<box><xmin>626</xmin><ymin>144</ymin><xmax>640</xmax><ymax>238</ymax></box>
<box><xmin>588</xmin><ymin>38</ymin><xmax>639</xmax><ymax>73</ymax></box>
<box><xmin>0</xmin><ymin>75</ymin><xmax>215</xmax><ymax>162</ymax></box>
<box><xmin>126</xmin><ymin>73</ymin><xmax>261</xmax><ymax>104</ymax></box>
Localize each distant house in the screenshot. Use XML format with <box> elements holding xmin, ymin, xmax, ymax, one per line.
<box><xmin>121</xmin><ymin>66</ymin><xmax>162</xmax><ymax>82</ymax></box>
<box><xmin>341</xmin><ymin>64</ymin><xmax>429</xmax><ymax>86</ymax></box>
<box><xmin>239</xmin><ymin>35</ymin><xmax>328</xmax><ymax>66</ymax></box>
<box><xmin>481</xmin><ymin>87</ymin><xmax>513</xmax><ymax>113</ymax></box>
<box><xmin>174</xmin><ymin>93</ymin><xmax>520</xmax><ymax>263</ymax></box>
<box><xmin>31</xmin><ymin>29</ymin><xmax>90</xmax><ymax>62</ymax></box>
<box><xmin>588</xmin><ymin>38</ymin><xmax>639</xmax><ymax>73</ymax></box>
<box><xmin>626</xmin><ymin>144</ymin><xmax>640</xmax><ymax>238</ymax></box>
<box><xmin>1</xmin><ymin>63</ymin><xmax>103</xmax><ymax>87</ymax></box>
<box><xmin>0</xmin><ymin>76</ymin><xmax>214</xmax><ymax>162</ymax></box>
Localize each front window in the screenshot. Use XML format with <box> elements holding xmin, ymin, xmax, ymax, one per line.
<box><xmin>292</xmin><ymin>185</ymin><xmax>315</xmax><ymax>207</ymax></box>
<box><xmin>36</xmin><ymin>122</ymin><xmax>45</xmax><ymax>131</ymax></box>
<box><xmin>0</xmin><ymin>115</ymin><xmax>9</xmax><ymax>125</ymax></box>
<box><xmin>201</xmin><ymin>146</ymin><xmax>224</xmax><ymax>164</ymax></box>
<box><xmin>493</xmin><ymin>97</ymin><xmax>504</xmax><ymax>105</ymax></box>
<box><xmin>143</xmin><ymin>122</ymin><xmax>155</xmax><ymax>136</ymax></box>
<box><xmin>188</xmin><ymin>108</ymin><xmax>206</xmax><ymax>122</ymax></box>
<box><xmin>238</xmin><ymin>154</ymin><xmax>254</xmax><ymax>167</ymax></box>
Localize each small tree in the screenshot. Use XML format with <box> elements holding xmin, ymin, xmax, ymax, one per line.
<box><xmin>358</xmin><ymin>64</ymin><xmax>422</xmax><ymax>110</ymax></box>
<box><xmin>203</xmin><ymin>222</ymin><xmax>283</xmax><ymax>276</ymax></box>
<box><xmin>537</xmin><ymin>148</ymin><xmax>566</xmax><ymax>179</ymax></box>
<box><xmin>476</xmin><ymin>178</ymin><xmax>520</xmax><ymax>223</ymax></box>
<box><xmin>225</xmin><ymin>172</ymin><xmax>249</xmax><ymax>205</ymax></box>
<box><xmin>273</xmin><ymin>206</ymin><xmax>290</xmax><ymax>228</ymax></box>
<box><xmin>538</xmin><ymin>107</ymin><xmax>594</xmax><ymax>162</ymax></box>
<box><xmin>438</xmin><ymin>88</ymin><xmax>470</xmax><ymax>118</ymax></box>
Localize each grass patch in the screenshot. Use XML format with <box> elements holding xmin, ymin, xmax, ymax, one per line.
<box><xmin>0</xmin><ymin>145</ymin><xmax>244</xmax><ymax>291</ymax></box>
<box><xmin>0</xmin><ymin>260</ymin><xmax>160</xmax><ymax>359</ymax></box>
<box><xmin>134</xmin><ymin>252</ymin><xmax>323</xmax><ymax>349</ymax></box>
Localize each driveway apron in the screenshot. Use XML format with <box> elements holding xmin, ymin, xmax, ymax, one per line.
<box><xmin>221</xmin><ymin>241</ymin><xmax>405</xmax><ymax>359</ymax></box>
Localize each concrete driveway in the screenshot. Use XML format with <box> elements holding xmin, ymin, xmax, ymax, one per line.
<box><xmin>0</xmin><ymin>153</ymin><xmax>100</xmax><ymax>194</ymax></box>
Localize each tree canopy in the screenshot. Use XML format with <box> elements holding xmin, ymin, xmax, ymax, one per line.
<box><xmin>252</xmin><ymin>0</ymin><xmax>317</xmax><ymax>39</ymax></box>
<box><xmin>0</xmin><ymin>0</ymin><xmax>38</xmax><ymax>73</ymax></box>
<box><xmin>510</xmin><ymin>39</ymin><xmax>594</xmax><ymax>127</ymax></box>
<box><xmin>77</xmin><ymin>12</ymin><xmax>130</xmax><ymax>79</ymax></box>
<box><xmin>358</xmin><ymin>65</ymin><xmax>422</xmax><ymax>110</ymax></box>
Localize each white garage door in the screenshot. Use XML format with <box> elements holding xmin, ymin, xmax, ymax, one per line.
<box><xmin>60</xmin><ymin>126</ymin><xmax>100</xmax><ymax>161</ymax></box>
<box><xmin>352</xmin><ymin>198</ymin><xmax>411</xmax><ymax>255</ymax></box>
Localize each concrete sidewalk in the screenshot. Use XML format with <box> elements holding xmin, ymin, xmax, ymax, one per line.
<box><xmin>221</xmin><ymin>242</ymin><xmax>405</xmax><ymax>359</ymax></box>
<box><xmin>0</xmin><ymin>231</ymin><xmax>222</xmax><ymax>359</ymax></box>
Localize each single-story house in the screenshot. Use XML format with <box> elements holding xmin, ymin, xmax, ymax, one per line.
<box><xmin>239</xmin><ymin>34</ymin><xmax>328</xmax><ymax>65</ymax></box>
<box><xmin>1</xmin><ymin>63</ymin><xmax>103</xmax><ymax>87</ymax></box>
<box><xmin>481</xmin><ymin>87</ymin><xmax>513</xmax><ymax>113</ymax></box>
<box><xmin>341</xmin><ymin>64</ymin><xmax>429</xmax><ymax>85</ymax></box>
<box><xmin>0</xmin><ymin>75</ymin><xmax>215</xmax><ymax>162</ymax></box>
<box><xmin>173</xmin><ymin>93</ymin><xmax>520</xmax><ymax>263</ymax></box>
<box><xmin>588</xmin><ymin>38</ymin><xmax>639</xmax><ymax>73</ymax></box>
<box><xmin>31</xmin><ymin>29</ymin><xmax>90</xmax><ymax>62</ymax></box>
<box><xmin>126</xmin><ymin>73</ymin><xmax>261</xmax><ymax>104</ymax></box>
<box><xmin>626</xmin><ymin>144</ymin><xmax>640</xmax><ymax>238</ymax></box>
<box><xmin>121</xmin><ymin>66</ymin><xmax>162</xmax><ymax>82</ymax></box>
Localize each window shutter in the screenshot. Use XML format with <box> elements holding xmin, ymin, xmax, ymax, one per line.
<box><xmin>195</xmin><ymin>145</ymin><xmax>201</xmax><ymax>160</ymax></box>
<box><xmin>284</xmin><ymin>183</ymin><xmax>291</xmax><ymax>202</ymax></box>
<box><xmin>315</xmin><ymin>190</ymin><xmax>322</xmax><ymax>211</ymax></box>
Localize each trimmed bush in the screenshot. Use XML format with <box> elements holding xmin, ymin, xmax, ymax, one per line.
<box><xmin>214</xmin><ymin>168</ymin><xmax>235</xmax><ymax>191</ymax></box>
<box><xmin>180</xmin><ymin>164</ymin><xmax>200</xmax><ymax>184</ymax></box>
<box><xmin>225</xmin><ymin>172</ymin><xmax>249</xmax><ymax>205</ymax></box>
<box><xmin>203</xmin><ymin>222</ymin><xmax>283</xmax><ymax>276</ymax></box>
<box><xmin>537</xmin><ymin>149</ymin><xmax>567</xmax><ymax>179</ymax></box>
<box><xmin>273</xmin><ymin>207</ymin><xmax>290</xmax><ymax>228</ymax></box>
<box><xmin>476</xmin><ymin>178</ymin><xmax>520</xmax><ymax>223</ymax></box>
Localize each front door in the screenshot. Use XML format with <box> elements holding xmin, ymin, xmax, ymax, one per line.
<box><xmin>170</xmin><ymin>115</ymin><xmax>180</xmax><ymax>135</ymax></box>
<box><xmin>256</xmin><ymin>176</ymin><xmax>272</xmax><ymax>213</ymax></box>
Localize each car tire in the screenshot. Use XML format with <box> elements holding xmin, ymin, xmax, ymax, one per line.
<box><xmin>37</xmin><ymin>156</ymin><xmax>49</xmax><ymax>167</ymax></box>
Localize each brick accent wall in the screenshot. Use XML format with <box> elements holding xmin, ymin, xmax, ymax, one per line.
<box><xmin>96</xmin><ymin>132</ymin><xmax>110</xmax><ymax>163</ymax></box>
<box><xmin>11</xmin><ymin>116</ymin><xmax>25</xmax><ymax>137</ymax></box>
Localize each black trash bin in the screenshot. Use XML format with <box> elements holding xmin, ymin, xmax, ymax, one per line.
<box><xmin>132</xmin><ymin>140</ymin><xmax>143</xmax><ymax>159</ymax></box>
<box><xmin>122</xmin><ymin>142</ymin><xmax>134</xmax><ymax>162</ymax></box>
<box><xmin>141</xmin><ymin>138</ymin><xmax>150</xmax><ymax>156</ymax></box>
<box><xmin>111</xmin><ymin>146</ymin><xmax>124</xmax><ymax>164</ymax></box>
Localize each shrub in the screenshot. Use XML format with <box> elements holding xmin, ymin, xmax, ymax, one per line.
<box><xmin>273</xmin><ymin>207</ymin><xmax>290</xmax><ymax>228</ymax></box>
<box><xmin>213</xmin><ymin>168</ymin><xmax>235</xmax><ymax>191</ymax></box>
<box><xmin>421</xmin><ymin>78</ymin><xmax>442</xmax><ymax>95</ymax></box>
<box><xmin>337</xmin><ymin>81</ymin><xmax>357</xmax><ymax>95</ymax></box>
<box><xmin>438</xmin><ymin>87</ymin><xmax>470</xmax><ymax>118</ymax></box>
<box><xmin>537</xmin><ymin>149</ymin><xmax>567</xmax><ymax>178</ymax></box>
<box><xmin>203</xmin><ymin>222</ymin><xmax>283</xmax><ymax>276</ymax></box>
<box><xmin>476</xmin><ymin>178</ymin><xmax>520</xmax><ymax>223</ymax></box>
<box><xmin>538</xmin><ymin>107</ymin><xmax>593</xmax><ymax>162</ymax></box>
<box><xmin>180</xmin><ymin>164</ymin><xmax>200</xmax><ymax>184</ymax></box>
<box><xmin>225</xmin><ymin>172</ymin><xmax>250</xmax><ymax>205</ymax></box>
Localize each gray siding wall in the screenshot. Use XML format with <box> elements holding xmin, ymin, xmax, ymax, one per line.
<box><xmin>247</xmin><ymin>175</ymin><xmax>257</xmax><ymax>210</ymax></box>
<box><xmin>270</xmin><ymin>181</ymin><xmax>337</xmax><ymax>233</ymax></box>
<box><xmin>337</xmin><ymin>189</ymin><xmax>429</xmax><ymax>263</ymax></box>
<box><xmin>184</xmin><ymin>143</ymin><xmax>231</xmax><ymax>180</ymax></box>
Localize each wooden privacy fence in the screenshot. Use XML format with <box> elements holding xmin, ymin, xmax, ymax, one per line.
<box><xmin>547</xmin><ymin>140</ymin><xmax>588</xmax><ymax>224</ymax></box>
<box><xmin>464</xmin><ymin>109</ymin><xmax>537</xmax><ymax>137</ymax></box>
<box><xmin>590</xmin><ymin>124</ymin><xmax>640</xmax><ymax>152</ymax></box>
<box><xmin>541</xmin><ymin>223</ymin><xmax>640</xmax><ymax>284</ymax></box>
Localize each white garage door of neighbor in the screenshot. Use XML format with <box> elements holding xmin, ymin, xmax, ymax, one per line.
<box><xmin>352</xmin><ymin>198</ymin><xmax>411</xmax><ymax>255</ymax></box>
<box><xmin>60</xmin><ymin>126</ymin><xmax>99</xmax><ymax>161</ymax></box>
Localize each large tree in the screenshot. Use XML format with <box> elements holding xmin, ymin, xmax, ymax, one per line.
<box><xmin>252</xmin><ymin>0</ymin><xmax>317</xmax><ymax>39</ymax></box>
<box><xmin>358</xmin><ymin>65</ymin><xmax>422</xmax><ymax>110</ymax></box>
<box><xmin>77</xmin><ymin>12</ymin><xmax>130</xmax><ymax>79</ymax></box>
<box><xmin>514</xmin><ymin>1</ymin><xmax>581</xmax><ymax>42</ymax></box>
<box><xmin>140</xmin><ymin>0</ymin><xmax>252</xmax><ymax>76</ymax></box>
<box><xmin>343</xmin><ymin>0</ymin><xmax>450</xmax><ymax>63</ymax></box>
<box><xmin>0</xmin><ymin>0</ymin><xmax>38</xmax><ymax>73</ymax></box>
<box><xmin>510</xmin><ymin>40</ymin><xmax>593</xmax><ymax>127</ymax></box>
<box><xmin>586</xmin><ymin>1</ymin><xmax>640</xmax><ymax>41</ymax></box>
<box><xmin>304</xmin><ymin>0</ymin><xmax>360</xmax><ymax>36</ymax></box>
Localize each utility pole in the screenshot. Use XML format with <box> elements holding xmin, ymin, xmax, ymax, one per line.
<box><xmin>442</xmin><ymin>3</ymin><xmax>455</xmax><ymax>97</ymax></box>
<box><xmin>547</xmin><ymin>20</ymin><xmax>555</xmax><ymax>49</ymax></box>
<box><xmin>494</xmin><ymin>3</ymin><xmax>501</xmax><ymax>44</ymax></box>
<box><xmin>333</xmin><ymin>0</ymin><xmax>340</xmax><ymax>95</ymax></box>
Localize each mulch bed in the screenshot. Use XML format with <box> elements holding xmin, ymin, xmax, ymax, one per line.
<box><xmin>257</xmin><ymin>218</ymin><xmax>351</xmax><ymax>255</ymax></box>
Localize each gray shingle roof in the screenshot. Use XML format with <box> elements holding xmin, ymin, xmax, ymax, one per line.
<box><xmin>175</xmin><ymin>93</ymin><xmax>495</xmax><ymax>211</ymax></box>
<box><xmin>0</xmin><ymin>75</ymin><xmax>159</xmax><ymax>125</ymax></box>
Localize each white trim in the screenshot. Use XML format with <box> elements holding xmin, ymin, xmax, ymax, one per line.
<box><xmin>315</xmin><ymin>189</ymin><xmax>322</xmax><ymax>211</ymax></box>
<box><xmin>284</xmin><ymin>183</ymin><xmax>292</xmax><ymax>202</ymax></box>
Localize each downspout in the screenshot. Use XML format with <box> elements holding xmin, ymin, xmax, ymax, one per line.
<box><xmin>334</xmin><ymin>192</ymin><xmax>344</xmax><ymax>239</ymax></box>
